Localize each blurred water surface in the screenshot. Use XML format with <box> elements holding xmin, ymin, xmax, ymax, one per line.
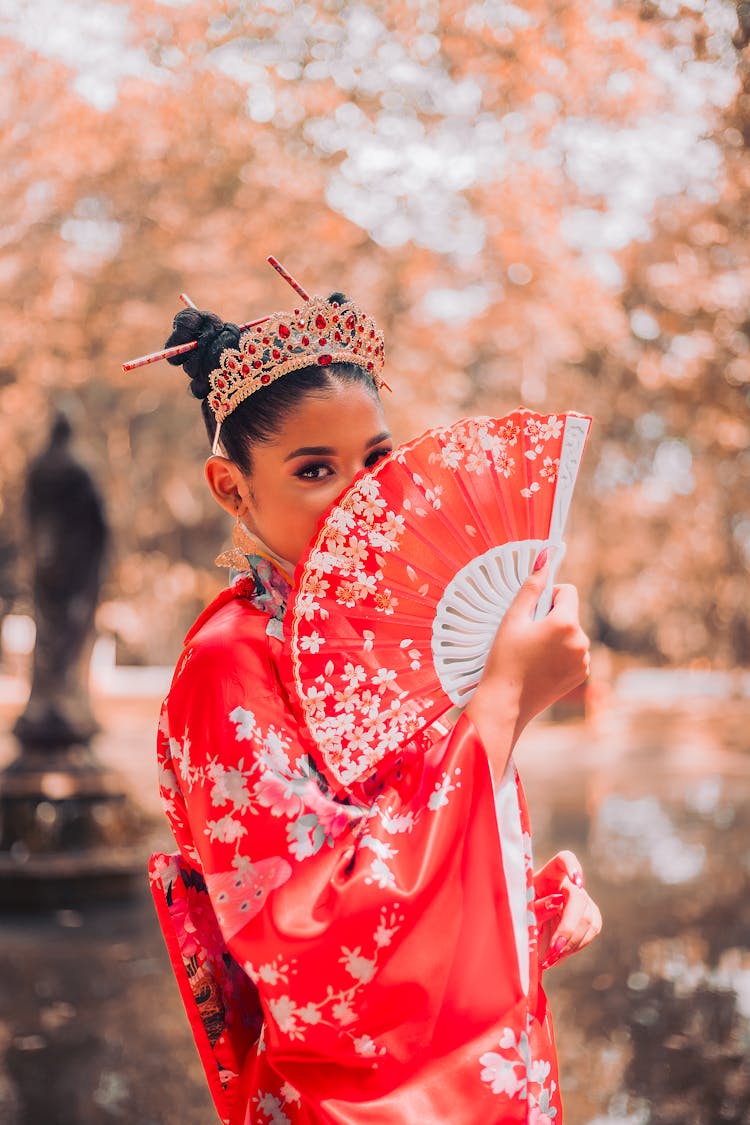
<box><xmin>0</xmin><ymin>682</ymin><xmax>749</xmax><ymax>1123</ymax></box>
<box><xmin>523</xmin><ymin>686</ymin><xmax>750</xmax><ymax>1125</ymax></box>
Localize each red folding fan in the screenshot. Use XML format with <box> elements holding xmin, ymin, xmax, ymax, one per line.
<box><xmin>287</xmin><ymin>410</ymin><xmax>591</xmax><ymax>788</ymax></box>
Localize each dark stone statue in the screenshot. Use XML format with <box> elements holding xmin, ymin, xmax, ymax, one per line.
<box><xmin>13</xmin><ymin>412</ymin><xmax>108</xmax><ymax>748</ymax></box>
<box><xmin>0</xmin><ymin>411</ymin><xmax>140</xmax><ymax>908</ymax></box>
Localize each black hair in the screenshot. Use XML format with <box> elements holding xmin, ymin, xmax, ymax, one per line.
<box><xmin>165</xmin><ymin>293</ymin><xmax>381</xmax><ymax>474</ymax></box>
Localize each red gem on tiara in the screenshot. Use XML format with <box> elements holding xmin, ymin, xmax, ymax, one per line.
<box><xmin>248</xmin><ymin>345</ymin><xmax>256</xmax><ymax>355</ymax></box>
<box><xmin>263</xmin><ymin>337</ymin><xmax>270</xmax><ymax>344</ymax></box>
<box><xmin>261</xmin><ymin>374</ymin><xmax>271</xmax><ymax>383</ymax></box>
<box><xmin>301</xmin><ymin>335</ymin><xmax>310</xmax><ymax>346</ymax></box>
<box><xmin>272</xmin><ymin>349</ymin><xmax>281</xmax><ymax>359</ymax></box>
<box><xmin>346</xmin><ymin>315</ymin><xmax>356</xmax><ymax>330</ymax></box>
<box><xmin>216</xmin><ymin>378</ymin><xmax>225</xmax><ymax>388</ymax></box>
<box><xmin>318</xmin><ymin>339</ymin><xmax>326</xmax><ymax>347</ymax></box>
<box><xmin>315</xmin><ymin>314</ymin><xmax>326</xmax><ymax>330</ymax></box>
<box><xmin>367</xmin><ymin>362</ymin><xmax>374</xmax><ymax>371</ymax></box>
<box><xmin>253</xmin><ymin>360</ymin><xmax>262</xmax><ymax>369</ymax></box>
<box><xmin>319</xmin><ymin>354</ymin><xmax>332</xmax><ymax>366</ymax></box>
<box><xmin>279</xmin><ymin>324</ymin><xmax>290</xmax><ymax>338</ymax></box>
<box><xmin>227</xmin><ymin>357</ymin><xmax>237</xmax><ymax>369</ymax></box>
<box><xmin>241</xmin><ymin>363</ymin><xmax>250</xmax><ymax>374</ymax></box>
<box><xmin>334</xmin><ymin>332</ymin><xmax>342</xmax><ymax>341</ymax></box>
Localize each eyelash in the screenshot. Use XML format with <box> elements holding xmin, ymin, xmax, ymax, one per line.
<box><xmin>294</xmin><ymin>447</ymin><xmax>392</xmax><ymax>481</ymax></box>
<box><xmin>366</xmin><ymin>446</ymin><xmax>392</xmax><ymax>467</ymax></box>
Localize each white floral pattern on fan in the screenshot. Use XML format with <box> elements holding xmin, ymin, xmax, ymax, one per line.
<box><xmin>289</xmin><ymin>411</ymin><xmax>591</xmax><ymax>788</ymax></box>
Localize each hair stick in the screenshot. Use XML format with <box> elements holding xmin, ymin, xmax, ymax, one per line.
<box><xmin>267</xmin><ymin>256</ymin><xmax>310</xmax><ymax>302</ymax></box>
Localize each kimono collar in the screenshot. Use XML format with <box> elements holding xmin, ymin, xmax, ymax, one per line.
<box><xmin>240</xmin><ymin>552</ymin><xmax>293</xmax><ymax>626</ymax></box>
<box><xmin>183</xmin><ymin>542</ymin><xmax>292</xmax><ymax>648</ymax></box>
<box><xmin>216</xmin><ymin>519</ymin><xmax>295</xmax><ymax>629</ymax></box>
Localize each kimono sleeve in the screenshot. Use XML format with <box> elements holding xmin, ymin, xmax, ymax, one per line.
<box><xmin>155</xmin><ymin>629</ymin><xmax>386</xmax><ymax>1035</ymax></box>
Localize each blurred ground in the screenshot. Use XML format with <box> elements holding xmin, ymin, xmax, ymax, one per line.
<box><xmin>0</xmin><ymin>672</ymin><xmax>749</xmax><ymax>1125</ymax></box>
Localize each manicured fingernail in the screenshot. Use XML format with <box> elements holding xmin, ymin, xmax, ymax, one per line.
<box><xmin>533</xmin><ymin>548</ymin><xmax>548</xmax><ymax>573</ymax></box>
<box><xmin>536</xmin><ymin>894</ymin><xmax>565</xmax><ymax>919</ymax></box>
<box><xmin>539</xmin><ymin>894</ymin><xmax>565</xmax><ymax>910</ymax></box>
<box><xmin>542</xmin><ymin>936</ymin><xmax>568</xmax><ymax>969</ymax></box>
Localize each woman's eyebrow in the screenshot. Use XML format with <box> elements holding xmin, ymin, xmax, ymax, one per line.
<box><xmin>367</xmin><ymin>430</ymin><xmax>392</xmax><ymax>448</ymax></box>
<box><xmin>284</xmin><ymin>445</ymin><xmax>334</xmax><ymax>461</ymax></box>
<box><xmin>284</xmin><ymin>432</ymin><xmax>392</xmax><ymax>462</ymax></box>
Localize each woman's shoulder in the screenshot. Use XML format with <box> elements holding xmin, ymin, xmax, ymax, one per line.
<box><xmin>178</xmin><ymin>575</ymin><xmax>272</xmax><ymax>673</ymax></box>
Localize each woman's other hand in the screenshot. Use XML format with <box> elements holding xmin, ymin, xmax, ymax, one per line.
<box><xmin>466</xmin><ymin>551</ymin><xmax>590</xmax><ymax>766</ymax></box>
<box><xmin>534</xmin><ymin>850</ymin><xmax>602</xmax><ymax>971</ymax></box>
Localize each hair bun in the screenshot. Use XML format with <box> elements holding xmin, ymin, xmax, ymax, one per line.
<box><xmin>165</xmin><ymin>308</ymin><xmax>240</xmax><ymax>401</ymax></box>
<box><xmin>327</xmin><ymin>291</ymin><xmax>349</xmax><ymax>306</ymax></box>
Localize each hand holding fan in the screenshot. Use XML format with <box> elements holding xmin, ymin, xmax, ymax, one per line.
<box><xmin>287</xmin><ymin>410</ymin><xmax>591</xmax><ymax>787</ymax></box>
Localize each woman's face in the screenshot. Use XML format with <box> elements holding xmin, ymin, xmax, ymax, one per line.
<box><xmin>230</xmin><ymin>381</ymin><xmax>392</xmax><ymax>566</ymax></box>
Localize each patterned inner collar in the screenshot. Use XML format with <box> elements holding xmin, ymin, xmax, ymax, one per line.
<box><xmin>240</xmin><ymin>553</ymin><xmax>293</xmax><ymax>625</ymax></box>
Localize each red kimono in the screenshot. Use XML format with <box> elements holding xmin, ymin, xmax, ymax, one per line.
<box><xmin>150</xmin><ymin>559</ymin><xmax>562</xmax><ymax>1125</ymax></box>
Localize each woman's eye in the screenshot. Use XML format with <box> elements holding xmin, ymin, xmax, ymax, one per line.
<box><xmin>365</xmin><ymin>447</ymin><xmax>392</xmax><ymax>468</ymax></box>
<box><xmin>295</xmin><ymin>462</ymin><xmax>333</xmax><ymax>481</ymax></box>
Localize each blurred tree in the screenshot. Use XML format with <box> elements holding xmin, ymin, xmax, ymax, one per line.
<box><xmin>567</xmin><ymin>24</ymin><xmax>750</xmax><ymax>666</ymax></box>
<box><xmin>0</xmin><ymin>1</ymin><xmax>747</xmax><ymax>666</ymax></box>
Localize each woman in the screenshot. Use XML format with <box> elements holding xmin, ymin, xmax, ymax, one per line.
<box><xmin>142</xmin><ymin>280</ymin><xmax>600</xmax><ymax>1125</ymax></box>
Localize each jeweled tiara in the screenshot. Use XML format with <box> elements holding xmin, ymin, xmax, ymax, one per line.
<box><xmin>122</xmin><ymin>258</ymin><xmax>387</xmax><ymax>453</ymax></box>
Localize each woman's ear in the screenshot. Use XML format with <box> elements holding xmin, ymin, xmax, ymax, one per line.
<box><xmin>204</xmin><ymin>455</ymin><xmax>251</xmax><ymax>518</ymax></box>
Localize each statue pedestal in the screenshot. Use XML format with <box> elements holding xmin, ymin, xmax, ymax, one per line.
<box><xmin>0</xmin><ymin>742</ymin><xmax>145</xmax><ymax>909</ymax></box>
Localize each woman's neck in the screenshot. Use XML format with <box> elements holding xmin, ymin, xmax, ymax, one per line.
<box><xmin>242</xmin><ymin>524</ymin><xmax>295</xmax><ymax>582</ymax></box>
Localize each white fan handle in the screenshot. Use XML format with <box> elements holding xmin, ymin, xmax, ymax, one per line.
<box><xmin>532</xmin><ymin>414</ymin><xmax>590</xmax><ymax>621</ymax></box>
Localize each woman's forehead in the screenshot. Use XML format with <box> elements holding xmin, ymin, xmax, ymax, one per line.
<box><xmin>265</xmin><ymin>383</ymin><xmax>387</xmax><ymax>450</ymax></box>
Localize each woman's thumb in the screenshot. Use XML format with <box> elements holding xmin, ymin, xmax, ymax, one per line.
<box><xmin>509</xmin><ymin>549</ymin><xmax>550</xmax><ymax>618</ymax></box>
